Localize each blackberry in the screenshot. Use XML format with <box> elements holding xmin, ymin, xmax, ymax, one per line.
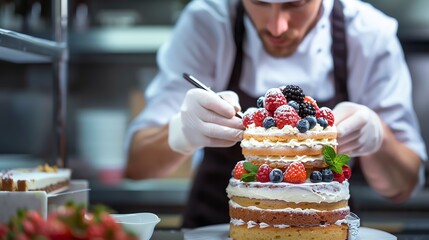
<box><xmin>298</xmin><ymin>102</ymin><xmax>316</xmax><ymax>118</ymax></box>
<box><xmin>282</xmin><ymin>85</ymin><xmax>305</xmax><ymax>103</ymax></box>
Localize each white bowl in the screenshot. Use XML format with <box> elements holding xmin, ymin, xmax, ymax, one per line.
<box><xmin>112</xmin><ymin>213</ymin><xmax>161</xmax><ymax>240</ymax></box>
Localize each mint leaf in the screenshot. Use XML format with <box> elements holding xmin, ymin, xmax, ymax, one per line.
<box><xmin>323</xmin><ymin>145</ymin><xmax>336</xmax><ymax>166</ymax></box>
<box><xmin>241</xmin><ymin>172</ymin><xmax>256</xmax><ymax>182</ymax></box>
<box><xmin>336</xmin><ymin>154</ymin><xmax>351</xmax><ymax>166</ymax></box>
<box><xmin>243</xmin><ymin>162</ymin><xmax>259</xmax><ymax>173</ymax></box>
<box><xmin>329</xmin><ymin>164</ymin><xmax>343</xmax><ymax>174</ymax></box>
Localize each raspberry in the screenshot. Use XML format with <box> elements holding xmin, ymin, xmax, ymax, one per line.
<box><xmin>282</xmin><ymin>85</ymin><xmax>305</xmax><ymax>103</ymax></box>
<box><xmin>333</xmin><ymin>171</ymin><xmax>345</xmax><ymax>183</ymax></box>
<box><xmin>317</xmin><ymin>107</ymin><xmax>335</xmax><ymax>126</ymax></box>
<box><xmin>256</xmin><ymin>164</ymin><xmax>272</xmax><ymax>182</ymax></box>
<box><xmin>242</xmin><ymin>108</ymin><xmax>256</xmax><ymax>128</ymax></box>
<box><xmin>253</xmin><ymin>108</ymin><xmax>270</xmax><ymax>127</ymax></box>
<box><xmin>264</xmin><ymin>88</ymin><xmax>287</xmax><ymax>112</ymax></box>
<box><xmin>284</xmin><ymin>162</ymin><xmax>307</xmax><ymax>184</ymax></box>
<box><xmin>233</xmin><ymin>161</ymin><xmax>249</xmax><ymax>180</ymax></box>
<box><xmin>342</xmin><ymin>165</ymin><xmax>352</xmax><ymax>180</ymax></box>
<box><xmin>304</xmin><ymin>96</ymin><xmax>320</xmax><ymax>112</ymax></box>
<box><xmin>274</xmin><ymin>105</ymin><xmax>301</xmax><ymax>128</ymax></box>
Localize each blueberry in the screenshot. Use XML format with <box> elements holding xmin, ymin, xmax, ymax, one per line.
<box><xmin>288</xmin><ymin>100</ymin><xmax>300</xmax><ymax>111</ymax></box>
<box><xmin>296</xmin><ymin>119</ymin><xmax>310</xmax><ymax>133</ymax></box>
<box><xmin>257</xmin><ymin>96</ymin><xmax>265</xmax><ymax>108</ymax></box>
<box><xmin>317</xmin><ymin>117</ymin><xmax>328</xmax><ymax>129</ymax></box>
<box><xmin>263</xmin><ymin>116</ymin><xmax>276</xmax><ymax>129</ymax></box>
<box><xmin>269</xmin><ymin>169</ymin><xmax>284</xmax><ymax>183</ymax></box>
<box><xmin>310</xmin><ymin>171</ymin><xmax>322</xmax><ymax>183</ymax></box>
<box><xmin>305</xmin><ymin>115</ymin><xmax>317</xmax><ymax>129</ymax></box>
<box><xmin>321</xmin><ymin>169</ymin><xmax>333</xmax><ymax>182</ymax></box>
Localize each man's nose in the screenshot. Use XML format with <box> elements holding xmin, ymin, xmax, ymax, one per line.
<box><xmin>266</xmin><ymin>7</ymin><xmax>289</xmax><ymax>37</ymax></box>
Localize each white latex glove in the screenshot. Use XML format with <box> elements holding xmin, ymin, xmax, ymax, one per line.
<box><xmin>333</xmin><ymin>102</ymin><xmax>384</xmax><ymax>157</ymax></box>
<box><xmin>168</xmin><ymin>89</ymin><xmax>244</xmax><ymax>155</ymax></box>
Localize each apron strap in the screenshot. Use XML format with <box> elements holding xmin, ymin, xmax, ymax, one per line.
<box><xmin>331</xmin><ymin>0</ymin><xmax>349</xmax><ymax>102</ymax></box>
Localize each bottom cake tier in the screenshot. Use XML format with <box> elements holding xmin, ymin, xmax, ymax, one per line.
<box><xmin>230</xmin><ymin>222</ymin><xmax>348</xmax><ymax>240</ymax></box>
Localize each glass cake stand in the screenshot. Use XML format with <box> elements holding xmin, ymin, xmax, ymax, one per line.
<box><xmin>183</xmin><ymin>213</ymin><xmax>397</xmax><ymax>240</ymax></box>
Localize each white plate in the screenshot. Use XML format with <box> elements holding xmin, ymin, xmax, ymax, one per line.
<box><xmin>183</xmin><ymin>224</ymin><xmax>397</xmax><ymax>240</ymax></box>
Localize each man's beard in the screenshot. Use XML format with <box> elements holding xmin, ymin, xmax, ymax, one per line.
<box><xmin>259</xmin><ymin>29</ymin><xmax>300</xmax><ymax>57</ymax></box>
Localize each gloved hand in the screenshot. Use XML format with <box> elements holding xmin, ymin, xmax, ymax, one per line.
<box><xmin>333</xmin><ymin>102</ymin><xmax>384</xmax><ymax>157</ymax></box>
<box><xmin>168</xmin><ymin>89</ymin><xmax>244</xmax><ymax>155</ymax></box>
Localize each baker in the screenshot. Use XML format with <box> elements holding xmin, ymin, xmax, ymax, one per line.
<box><xmin>124</xmin><ymin>0</ymin><xmax>427</xmax><ymax>228</ymax></box>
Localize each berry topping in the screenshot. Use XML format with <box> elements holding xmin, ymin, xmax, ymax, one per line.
<box><xmin>256</xmin><ymin>164</ymin><xmax>272</xmax><ymax>183</ymax></box>
<box><xmin>263</xmin><ymin>116</ymin><xmax>276</xmax><ymax>129</ymax></box>
<box><xmin>298</xmin><ymin>102</ymin><xmax>316</xmax><ymax>118</ymax></box>
<box><xmin>284</xmin><ymin>162</ymin><xmax>307</xmax><ymax>184</ymax></box>
<box><xmin>310</xmin><ymin>171</ymin><xmax>323</xmax><ymax>183</ymax></box>
<box><xmin>304</xmin><ymin>96</ymin><xmax>320</xmax><ymax>112</ymax></box>
<box><xmin>282</xmin><ymin>85</ymin><xmax>305</xmax><ymax>103</ymax></box>
<box><xmin>253</xmin><ymin>108</ymin><xmax>271</xmax><ymax>127</ymax></box>
<box><xmin>233</xmin><ymin>161</ymin><xmax>249</xmax><ymax>180</ymax></box>
<box><xmin>287</xmin><ymin>100</ymin><xmax>300</xmax><ymax>112</ymax></box>
<box><xmin>342</xmin><ymin>165</ymin><xmax>352</xmax><ymax>180</ymax></box>
<box><xmin>317</xmin><ymin>107</ymin><xmax>335</xmax><ymax>126</ymax></box>
<box><xmin>269</xmin><ymin>169</ymin><xmax>284</xmax><ymax>183</ymax></box>
<box><xmin>333</xmin><ymin>171</ymin><xmax>346</xmax><ymax>183</ymax></box>
<box><xmin>274</xmin><ymin>105</ymin><xmax>301</xmax><ymax>128</ymax></box>
<box><xmin>257</xmin><ymin>96</ymin><xmax>265</xmax><ymax>108</ymax></box>
<box><xmin>317</xmin><ymin>117</ymin><xmax>328</xmax><ymax>129</ymax></box>
<box><xmin>304</xmin><ymin>115</ymin><xmax>317</xmax><ymax>129</ymax></box>
<box><xmin>296</xmin><ymin>119</ymin><xmax>310</xmax><ymax>133</ymax></box>
<box><xmin>321</xmin><ymin>169</ymin><xmax>334</xmax><ymax>182</ymax></box>
<box><xmin>242</xmin><ymin>108</ymin><xmax>257</xmax><ymax>128</ymax></box>
<box><xmin>264</xmin><ymin>88</ymin><xmax>287</xmax><ymax>112</ymax></box>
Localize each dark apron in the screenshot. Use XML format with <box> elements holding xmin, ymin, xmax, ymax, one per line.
<box><xmin>182</xmin><ymin>0</ymin><xmax>349</xmax><ymax>228</ymax></box>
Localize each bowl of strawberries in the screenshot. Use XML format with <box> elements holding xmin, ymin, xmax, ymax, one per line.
<box><xmin>0</xmin><ymin>202</ymin><xmax>139</xmax><ymax>240</ymax></box>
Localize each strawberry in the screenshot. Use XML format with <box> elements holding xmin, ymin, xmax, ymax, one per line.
<box><xmin>333</xmin><ymin>171</ymin><xmax>345</xmax><ymax>183</ymax></box>
<box><xmin>256</xmin><ymin>164</ymin><xmax>272</xmax><ymax>182</ymax></box>
<box><xmin>264</xmin><ymin>88</ymin><xmax>287</xmax><ymax>112</ymax></box>
<box><xmin>317</xmin><ymin>107</ymin><xmax>335</xmax><ymax>126</ymax></box>
<box><xmin>22</xmin><ymin>220</ymin><xmax>35</xmax><ymax>235</ymax></box>
<box><xmin>304</xmin><ymin>96</ymin><xmax>319</xmax><ymax>112</ymax></box>
<box><xmin>342</xmin><ymin>165</ymin><xmax>352</xmax><ymax>180</ymax></box>
<box><xmin>274</xmin><ymin>105</ymin><xmax>301</xmax><ymax>128</ymax></box>
<box><xmin>284</xmin><ymin>162</ymin><xmax>307</xmax><ymax>184</ymax></box>
<box><xmin>233</xmin><ymin>161</ymin><xmax>249</xmax><ymax>180</ymax></box>
<box><xmin>253</xmin><ymin>108</ymin><xmax>271</xmax><ymax>127</ymax></box>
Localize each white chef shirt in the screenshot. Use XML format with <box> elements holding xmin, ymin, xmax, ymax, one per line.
<box><xmin>126</xmin><ymin>0</ymin><xmax>427</xmax><ymax>186</ymax></box>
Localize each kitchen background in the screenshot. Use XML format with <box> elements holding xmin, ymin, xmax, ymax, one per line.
<box><xmin>1</xmin><ymin>0</ymin><xmax>428</xmax><ymax>237</ymax></box>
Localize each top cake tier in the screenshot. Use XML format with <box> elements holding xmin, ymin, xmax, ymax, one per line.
<box><xmin>241</xmin><ymin>85</ymin><xmax>337</xmax><ymax>170</ymax></box>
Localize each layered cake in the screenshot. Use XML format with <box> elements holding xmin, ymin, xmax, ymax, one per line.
<box><xmin>0</xmin><ymin>164</ymin><xmax>71</xmax><ymax>193</ymax></box>
<box><xmin>226</xmin><ymin>85</ymin><xmax>352</xmax><ymax>240</ymax></box>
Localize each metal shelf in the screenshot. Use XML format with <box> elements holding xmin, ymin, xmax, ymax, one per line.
<box><xmin>0</xmin><ymin>28</ymin><xmax>65</xmax><ymax>63</ymax></box>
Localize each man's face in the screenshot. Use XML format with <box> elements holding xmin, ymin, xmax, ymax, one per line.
<box><xmin>242</xmin><ymin>0</ymin><xmax>323</xmax><ymax>57</ymax></box>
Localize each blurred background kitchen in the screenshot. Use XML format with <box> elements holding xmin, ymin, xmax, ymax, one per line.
<box><xmin>1</xmin><ymin>0</ymin><xmax>428</xmax><ymax>237</ymax></box>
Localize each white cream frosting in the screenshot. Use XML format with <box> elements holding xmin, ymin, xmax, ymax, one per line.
<box><xmin>0</xmin><ymin>168</ymin><xmax>71</xmax><ymax>191</ymax></box>
<box><xmin>245</xmin><ymin>124</ymin><xmax>337</xmax><ymax>136</ymax></box>
<box><xmin>231</xmin><ymin>218</ymin><xmax>346</xmax><ymax>229</ymax></box>
<box><xmin>226</xmin><ymin>178</ymin><xmax>350</xmax><ymax>203</ymax></box>
<box><xmin>245</xmin><ymin>154</ymin><xmax>323</xmax><ymax>162</ymax></box>
<box><xmin>241</xmin><ymin>138</ymin><xmax>338</xmax><ymax>149</ymax></box>
<box><xmin>229</xmin><ymin>200</ymin><xmax>350</xmax><ymax>214</ymax></box>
